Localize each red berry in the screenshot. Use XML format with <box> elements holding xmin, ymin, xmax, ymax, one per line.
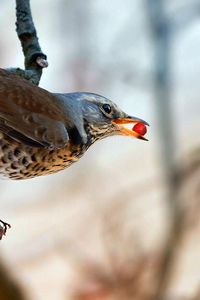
<box><xmin>132</xmin><ymin>122</ymin><xmax>147</xmax><ymax>136</ymax></box>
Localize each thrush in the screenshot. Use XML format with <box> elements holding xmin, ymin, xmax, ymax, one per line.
<box><xmin>0</xmin><ymin>69</ymin><xmax>148</xmax><ymax>179</ymax></box>
<box><xmin>0</xmin><ymin>68</ymin><xmax>149</xmax><ymax>181</ymax></box>
<box><xmin>0</xmin><ymin>68</ymin><xmax>149</xmax><ymax>234</ymax></box>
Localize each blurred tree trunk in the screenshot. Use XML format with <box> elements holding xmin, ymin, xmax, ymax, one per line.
<box><xmin>146</xmin><ymin>0</ymin><xmax>184</xmax><ymax>299</ymax></box>
<box><xmin>0</xmin><ymin>261</ymin><xmax>26</xmax><ymax>300</ymax></box>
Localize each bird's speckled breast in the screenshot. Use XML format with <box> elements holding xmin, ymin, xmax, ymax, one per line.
<box><xmin>0</xmin><ymin>133</ymin><xmax>86</xmax><ymax>180</ymax></box>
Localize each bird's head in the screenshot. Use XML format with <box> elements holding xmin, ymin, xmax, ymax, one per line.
<box><xmin>73</xmin><ymin>92</ymin><xmax>149</xmax><ymax>144</ymax></box>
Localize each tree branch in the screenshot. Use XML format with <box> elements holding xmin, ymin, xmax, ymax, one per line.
<box><xmin>8</xmin><ymin>0</ymin><xmax>48</xmax><ymax>85</ymax></box>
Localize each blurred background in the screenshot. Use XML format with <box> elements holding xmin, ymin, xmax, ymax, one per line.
<box><xmin>0</xmin><ymin>0</ymin><xmax>200</xmax><ymax>299</ymax></box>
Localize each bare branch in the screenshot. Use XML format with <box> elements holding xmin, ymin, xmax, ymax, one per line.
<box><xmin>8</xmin><ymin>0</ymin><xmax>48</xmax><ymax>85</ymax></box>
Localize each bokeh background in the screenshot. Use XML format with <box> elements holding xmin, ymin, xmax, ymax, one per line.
<box><xmin>0</xmin><ymin>0</ymin><xmax>200</xmax><ymax>299</ymax></box>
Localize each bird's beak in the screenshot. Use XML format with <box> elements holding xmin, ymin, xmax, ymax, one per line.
<box><xmin>112</xmin><ymin>116</ymin><xmax>149</xmax><ymax>141</ymax></box>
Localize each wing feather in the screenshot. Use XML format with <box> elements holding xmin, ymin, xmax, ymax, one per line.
<box><xmin>0</xmin><ymin>69</ymin><xmax>69</xmax><ymax>149</ymax></box>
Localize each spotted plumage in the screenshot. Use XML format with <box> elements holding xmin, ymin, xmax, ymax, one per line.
<box><xmin>0</xmin><ymin>132</ymin><xmax>87</xmax><ymax>179</ymax></box>
<box><xmin>0</xmin><ymin>68</ymin><xmax>148</xmax><ymax>180</ymax></box>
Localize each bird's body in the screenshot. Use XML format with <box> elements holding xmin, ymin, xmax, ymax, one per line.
<box><xmin>0</xmin><ymin>68</ymin><xmax>148</xmax><ymax>180</ymax></box>
<box><xmin>0</xmin><ymin>133</ymin><xmax>86</xmax><ymax>179</ymax></box>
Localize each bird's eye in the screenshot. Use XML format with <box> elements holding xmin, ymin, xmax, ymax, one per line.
<box><xmin>102</xmin><ymin>103</ymin><xmax>112</xmax><ymax>115</ymax></box>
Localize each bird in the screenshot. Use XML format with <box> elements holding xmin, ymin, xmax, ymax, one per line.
<box><xmin>0</xmin><ymin>68</ymin><xmax>149</xmax><ymax>181</ymax></box>
<box><xmin>0</xmin><ymin>68</ymin><xmax>149</xmax><ymax>234</ymax></box>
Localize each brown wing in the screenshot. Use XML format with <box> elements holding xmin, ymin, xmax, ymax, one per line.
<box><xmin>0</xmin><ymin>69</ymin><xmax>69</xmax><ymax>148</ymax></box>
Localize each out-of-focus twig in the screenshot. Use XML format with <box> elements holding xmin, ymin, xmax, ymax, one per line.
<box><xmin>0</xmin><ymin>220</ymin><xmax>11</xmax><ymax>240</ymax></box>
